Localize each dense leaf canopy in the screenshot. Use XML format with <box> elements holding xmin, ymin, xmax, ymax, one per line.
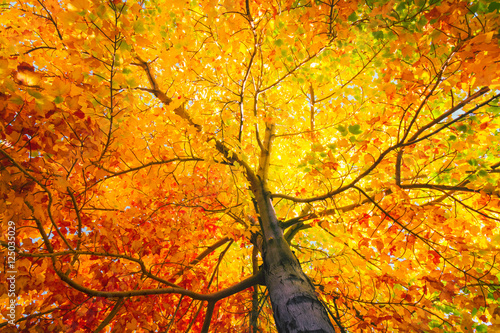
<box><xmin>1</xmin><ymin>0</ymin><xmax>500</xmax><ymax>332</ymax></box>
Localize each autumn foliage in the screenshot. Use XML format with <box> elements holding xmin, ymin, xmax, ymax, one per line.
<box><xmin>1</xmin><ymin>0</ymin><xmax>500</xmax><ymax>332</ymax></box>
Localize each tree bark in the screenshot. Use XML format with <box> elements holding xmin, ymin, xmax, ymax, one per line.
<box><xmin>250</xmin><ymin>240</ymin><xmax>260</xmax><ymax>332</ymax></box>
<box><xmin>264</xmin><ymin>236</ymin><xmax>336</xmax><ymax>333</ymax></box>
<box><xmin>254</xmin><ymin>186</ymin><xmax>336</xmax><ymax>333</ymax></box>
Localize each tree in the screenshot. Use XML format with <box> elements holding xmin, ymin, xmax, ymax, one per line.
<box><xmin>1</xmin><ymin>0</ymin><xmax>500</xmax><ymax>331</ymax></box>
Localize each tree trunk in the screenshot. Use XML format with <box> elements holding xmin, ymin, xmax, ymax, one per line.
<box><xmin>263</xmin><ymin>235</ymin><xmax>336</xmax><ymax>333</ymax></box>
<box><xmin>254</xmin><ymin>187</ymin><xmax>336</xmax><ymax>333</ymax></box>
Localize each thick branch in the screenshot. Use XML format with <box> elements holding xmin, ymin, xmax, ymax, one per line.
<box><xmin>201</xmin><ymin>301</ymin><xmax>216</xmax><ymax>333</ymax></box>
<box><xmin>400</xmin><ymin>183</ymin><xmax>487</xmax><ymax>195</ymax></box>
<box><xmin>132</xmin><ymin>56</ymin><xmax>201</xmax><ymax>130</ymax></box>
<box><xmin>133</xmin><ymin>56</ymin><xmax>260</xmax><ymax>188</ymax></box>
<box><xmin>404</xmin><ymin>87</ymin><xmax>490</xmax><ymax>144</ymax></box>
<box><xmin>257</xmin><ymin>123</ymin><xmax>275</xmax><ymax>183</ymax></box>
<box><xmin>95</xmin><ymin>158</ymin><xmax>203</xmax><ymax>177</ymax></box>
<box><xmin>272</xmin><ymin>145</ymin><xmax>398</xmax><ymax>203</ymax></box>
<box><xmin>54</xmin><ymin>268</ymin><xmax>264</xmax><ymax>301</ymax></box>
<box><xmin>403</xmin><ymin>91</ymin><xmax>500</xmax><ymax>147</ymax></box>
<box><xmin>93</xmin><ymin>297</ymin><xmax>125</xmax><ymax>333</ymax></box>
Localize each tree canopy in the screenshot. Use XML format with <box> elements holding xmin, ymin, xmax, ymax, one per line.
<box><xmin>1</xmin><ymin>0</ymin><xmax>500</xmax><ymax>332</ymax></box>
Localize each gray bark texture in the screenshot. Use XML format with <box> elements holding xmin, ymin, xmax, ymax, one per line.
<box><xmin>254</xmin><ymin>187</ymin><xmax>336</xmax><ymax>333</ymax></box>
<box><xmin>263</xmin><ymin>236</ymin><xmax>336</xmax><ymax>333</ymax></box>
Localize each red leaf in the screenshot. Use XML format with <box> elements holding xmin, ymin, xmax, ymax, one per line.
<box><xmin>17</xmin><ymin>62</ymin><xmax>35</xmax><ymax>72</ymax></box>
<box><xmin>45</xmin><ymin>109</ymin><xmax>56</xmax><ymax>118</ymax></box>
<box><xmin>74</xmin><ymin>110</ymin><xmax>85</xmax><ymax>119</ymax></box>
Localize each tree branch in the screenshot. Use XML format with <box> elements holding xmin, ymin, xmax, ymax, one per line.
<box><xmin>172</xmin><ymin>237</ymin><xmax>231</xmax><ymax>278</ymax></box>
<box><xmin>201</xmin><ymin>301</ymin><xmax>216</xmax><ymax>333</ymax></box>
<box><xmin>257</xmin><ymin>122</ymin><xmax>275</xmax><ymax>183</ymax></box>
<box><xmin>54</xmin><ymin>267</ymin><xmax>264</xmax><ymax>301</ymax></box>
<box><xmin>404</xmin><ymin>87</ymin><xmax>491</xmax><ymax>145</ymax></box>
<box><xmin>132</xmin><ymin>56</ymin><xmax>261</xmax><ymax>188</ymax></box>
<box><xmin>93</xmin><ymin>297</ymin><xmax>125</xmax><ymax>333</ymax></box>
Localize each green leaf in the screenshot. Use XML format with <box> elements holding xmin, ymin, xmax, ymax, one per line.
<box><xmin>348</xmin><ymin>124</ymin><xmax>362</xmax><ymax>135</ymax></box>
<box><xmin>348</xmin><ymin>12</ymin><xmax>357</xmax><ymax>22</ymax></box>
<box><xmin>469</xmin><ymin>3</ymin><xmax>480</xmax><ymax>13</ymax></box>
<box><xmin>475</xmin><ymin>324</ymin><xmax>488</xmax><ymax>333</ymax></box>
<box><xmin>120</xmin><ymin>41</ymin><xmax>131</xmax><ymax>52</ymax></box>
<box><xmin>327</xmin><ymin>144</ymin><xmax>336</xmax><ymax>151</ymax></box>
<box><xmin>488</xmin><ymin>105</ymin><xmax>500</xmax><ymax>114</ymax></box>
<box><xmin>468</xmin><ymin>159</ymin><xmax>478</xmax><ymax>167</ymax></box>
<box><xmin>96</xmin><ymin>4</ymin><xmax>107</xmax><ymax>18</ymax></box>
<box><xmin>488</xmin><ymin>2</ymin><xmax>500</xmax><ymax>12</ymax></box>
<box><xmin>126</xmin><ymin>77</ymin><xmax>137</xmax><ymax>87</ymax></box>
<box><xmin>134</xmin><ymin>20</ymin><xmax>146</xmax><ymax>34</ymax></box>
<box><xmin>417</xmin><ymin>16</ymin><xmax>427</xmax><ymax>28</ymax></box>
<box><xmin>54</xmin><ymin>96</ymin><xmax>64</xmax><ymax>104</ymax></box>
<box><xmin>10</xmin><ymin>95</ymin><xmax>25</xmax><ymax>105</ymax></box>
<box><xmin>274</xmin><ymin>39</ymin><xmax>284</xmax><ymax>47</ymax></box>
<box><xmin>478</xmin><ymin>170</ymin><xmax>488</xmax><ymax>177</ymax></box>
<box><xmin>28</xmin><ymin>90</ymin><xmax>44</xmax><ymax>99</ymax></box>
<box><xmin>372</xmin><ymin>31</ymin><xmax>384</xmax><ymax>40</ymax></box>
<box><xmin>337</xmin><ymin>125</ymin><xmax>348</xmax><ymax>136</ymax></box>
